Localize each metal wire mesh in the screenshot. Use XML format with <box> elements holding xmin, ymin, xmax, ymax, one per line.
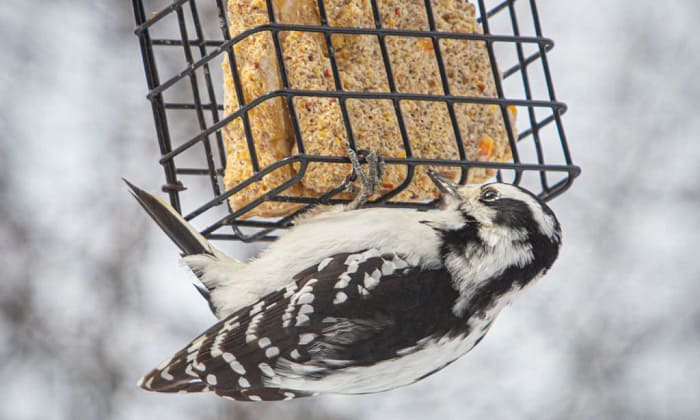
<box><xmin>132</xmin><ymin>0</ymin><xmax>580</xmax><ymax>242</ymax></box>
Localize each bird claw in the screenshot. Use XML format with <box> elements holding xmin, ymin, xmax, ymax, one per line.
<box><xmin>344</xmin><ymin>147</ymin><xmax>385</xmax><ymax>210</ymax></box>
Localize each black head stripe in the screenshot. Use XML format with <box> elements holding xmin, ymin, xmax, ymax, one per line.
<box><xmin>489</xmin><ymin>198</ymin><xmax>538</xmax><ymax>232</ymax></box>
<box><xmin>486</xmin><ymin>195</ymin><xmax>560</xmax><ymax>284</ymax></box>
<box><xmin>437</xmin><ymin>212</ymin><xmax>480</xmax><ymax>259</ymax></box>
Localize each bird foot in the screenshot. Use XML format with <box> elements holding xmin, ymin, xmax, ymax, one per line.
<box><xmin>344</xmin><ymin>147</ymin><xmax>385</xmax><ymax>210</ymax></box>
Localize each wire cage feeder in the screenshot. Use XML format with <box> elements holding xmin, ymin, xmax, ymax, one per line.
<box><xmin>132</xmin><ymin>0</ymin><xmax>580</xmax><ymax>242</ymax></box>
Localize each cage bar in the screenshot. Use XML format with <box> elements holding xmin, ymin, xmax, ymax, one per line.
<box><xmin>132</xmin><ymin>0</ymin><xmax>580</xmax><ymax>242</ymax></box>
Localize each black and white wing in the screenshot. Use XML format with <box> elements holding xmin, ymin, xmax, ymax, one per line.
<box><xmin>138</xmin><ymin>248</ymin><xmax>463</xmax><ymax>401</ymax></box>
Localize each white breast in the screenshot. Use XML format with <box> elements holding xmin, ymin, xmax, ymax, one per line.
<box><xmin>270</xmin><ymin>321</ymin><xmax>489</xmax><ymax>394</ymax></box>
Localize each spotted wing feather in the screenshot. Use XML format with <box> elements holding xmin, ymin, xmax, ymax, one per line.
<box><xmin>139</xmin><ymin>249</ymin><xmax>459</xmax><ymax>401</ymax></box>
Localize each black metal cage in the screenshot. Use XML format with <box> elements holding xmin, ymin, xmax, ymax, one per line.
<box><xmin>132</xmin><ymin>0</ymin><xmax>580</xmax><ymax>242</ymax></box>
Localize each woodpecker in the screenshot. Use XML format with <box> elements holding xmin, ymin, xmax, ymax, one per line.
<box><xmin>127</xmin><ymin>154</ymin><xmax>561</xmax><ymax>402</ymax></box>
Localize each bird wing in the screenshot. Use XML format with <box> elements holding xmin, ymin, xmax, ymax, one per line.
<box><xmin>138</xmin><ymin>248</ymin><xmax>460</xmax><ymax>401</ymax></box>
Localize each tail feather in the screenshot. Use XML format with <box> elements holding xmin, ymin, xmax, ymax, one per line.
<box><xmin>123</xmin><ymin>179</ymin><xmax>212</xmax><ymax>256</ymax></box>
<box><xmin>125</xmin><ymin>179</ymin><xmax>244</xmax><ymax>318</ymax></box>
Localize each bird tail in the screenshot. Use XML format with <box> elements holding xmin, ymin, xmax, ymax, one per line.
<box><xmin>124</xmin><ymin>179</ymin><xmax>246</xmax><ymax>317</ymax></box>
<box><xmin>123</xmin><ymin>179</ymin><xmax>213</xmax><ymax>257</ymax></box>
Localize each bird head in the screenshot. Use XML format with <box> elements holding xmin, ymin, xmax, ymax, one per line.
<box><xmin>427</xmin><ymin>170</ymin><xmax>560</xmax><ymax>240</ymax></box>
<box><xmin>426</xmin><ymin>170</ymin><xmax>562</xmax><ymax>318</ymax></box>
<box><xmin>426</xmin><ymin>169</ymin><xmax>561</xmax><ymax>267</ymax></box>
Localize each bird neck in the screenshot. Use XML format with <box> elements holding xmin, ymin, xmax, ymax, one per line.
<box><xmin>441</xmin><ymin>223</ymin><xmax>538</xmax><ymax>319</ymax></box>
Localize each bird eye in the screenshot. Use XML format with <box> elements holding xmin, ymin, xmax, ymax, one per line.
<box><xmin>480</xmin><ymin>187</ymin><xmax>500</xmax><ymax>202</ymax></box>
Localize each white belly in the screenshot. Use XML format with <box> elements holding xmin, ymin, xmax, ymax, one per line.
<box><xmin>270</xmin><ymin>327</ymin><xmax>487</xmax><ymax>394</ymax></box>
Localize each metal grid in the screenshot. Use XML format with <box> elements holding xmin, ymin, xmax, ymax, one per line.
<box><xmin>132</xmin><ymin>0</ymin><xmax>580</xmax><ymax>242</ymax></box>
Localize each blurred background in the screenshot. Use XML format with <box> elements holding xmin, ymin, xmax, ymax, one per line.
<box><xmin>1</xmin><ymin>0</ymin><xmax>699</xmax><ymax>419</ymax></box>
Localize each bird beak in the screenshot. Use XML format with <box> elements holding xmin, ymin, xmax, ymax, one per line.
<box><xmin>427</xmin><ymin>169</ymin><xmax>460</xmax><ymax>203</ymax></box>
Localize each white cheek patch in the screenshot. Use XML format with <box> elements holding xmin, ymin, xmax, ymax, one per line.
<box><xmin>447</xmin><ymin>227</ymin><xmax>534</xmax><ymax>317</ymax></box>
<box><xmin>460</xmin><ymin>201</ymin><xmax>497</xmax><ymax>227</ymax></box>
<box><xmin>478</xmin><ymin>225</ymin><xmax>528</xmax><ymax>248</ymax></box>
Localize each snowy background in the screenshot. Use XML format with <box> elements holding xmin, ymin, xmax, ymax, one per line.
<box><xmin>1</xmin><ymin>0</ymin><xmax>699</xmax><ymax>419</ymax></box>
